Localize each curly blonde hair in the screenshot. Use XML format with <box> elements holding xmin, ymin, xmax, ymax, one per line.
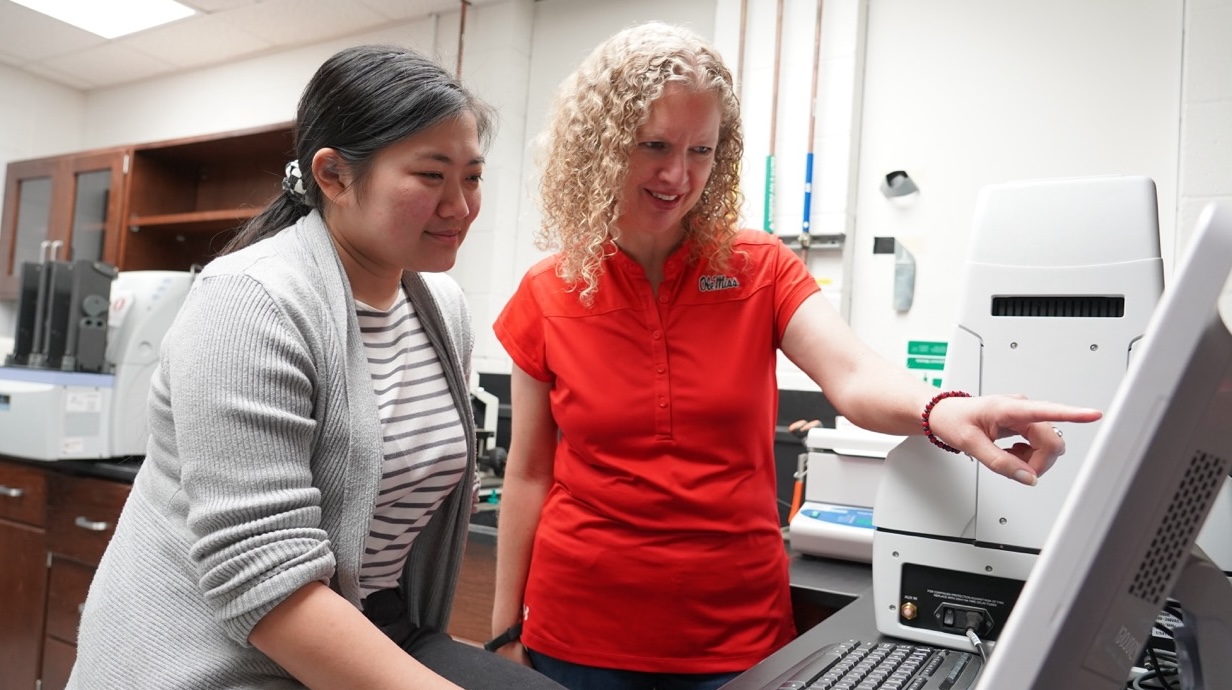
<box><xmin>535</xmin><ymin>21</ymin><xmax>744</xmax><ymax>304</ymax></box>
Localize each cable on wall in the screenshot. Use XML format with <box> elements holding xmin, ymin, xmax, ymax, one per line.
<box><xmin>764</xmin><ymin>0</ymin><xmax>785</xmax><ymax>233</ymax></box>
<box><xmin>456</xmin><ymin>0</ymin><xmax>471</xmax><ymax>78</ymax></box>
<box><xmin>736</xmin><ymin>0</ymin><xmax>749</xmax><ymax>89</ymax></box>
<box><xmin>798</xmin><ymin>0</ymin><xmax>825</xmax><ymax>257</ymax></box>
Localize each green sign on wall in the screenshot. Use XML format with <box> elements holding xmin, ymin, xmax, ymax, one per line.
<box><xmin>906</xmin><ymin>340</ymin><xmax>947</xmax><ymax>388</ymax></box>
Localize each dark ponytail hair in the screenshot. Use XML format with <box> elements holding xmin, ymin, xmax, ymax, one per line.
<box><xmin>222</xmin><ymin>44</ymin><xmax>496</xmax><ymax>255</ymax></box>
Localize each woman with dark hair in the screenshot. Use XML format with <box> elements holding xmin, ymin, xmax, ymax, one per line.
<box><xmin>69</xmin><ymin>44</ymin><xmax>563</xmax><ymax>690</ymax></box>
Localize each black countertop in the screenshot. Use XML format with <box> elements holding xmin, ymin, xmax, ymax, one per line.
<box><xmin>0</xmin><ymin>454</ymin><xmax>143</xmax><ymax>482</ymax></box>
<box><xmin>789</xmin><ymin>552</ymin><xmax>873</xmax><ymax>609</ymax></box>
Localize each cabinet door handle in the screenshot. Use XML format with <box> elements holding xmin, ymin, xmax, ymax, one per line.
<box><xmin>0</xmin><ymin>485</ymin><xmax>24</xmax><ymax>498</ymax></box>
<box><xmin>74</xmin><ymin>516</ymin><xmax>110</xmax><ymax>531</ymax></box>
<box><xmin>49</xmin><ymin>239</ymin><xmax>64</xmax><ymax>261</ymax></box>
<box><xmin>78</xmin><ymin>602</ymin><xmax>86</xmax><ymax>615</ymax></box>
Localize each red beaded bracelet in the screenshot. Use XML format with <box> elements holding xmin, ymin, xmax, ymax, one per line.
<box><xmin>921</xmin><ymin>390</ymin><xmax>971</xmax><ymax>453</ymax></box>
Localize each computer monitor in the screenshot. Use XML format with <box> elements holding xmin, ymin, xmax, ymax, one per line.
<box><xmin>974</xmin><ymin>202</ymin><xmax>1232</xmax><ymax>689</ymax></box>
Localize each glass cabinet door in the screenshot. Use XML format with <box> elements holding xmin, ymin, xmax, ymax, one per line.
<box><xmin>0</xmin><ymin>151</ymin><xmax>126</xmax><ymax>300</ymax></box>
<box><xmin>68</xmin><ymin>169</ymin><xmax>111</xmax><ymax>262</ymax></box>
<box><xmin>14</xmin><ymin>173</ymin><xmax>54</xmax><ymax>264</ymax></box>
<box><xmin>1</xmin><ymin>158</ymin><xmax>60</xmax><ymax>299</ymax></box>
<box><xmin>64</xmin><ymin>151</ymin><xmax>127</xmax><ymax>265</ymax></box>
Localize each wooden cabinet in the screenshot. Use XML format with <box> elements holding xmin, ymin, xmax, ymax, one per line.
<box><xmin>0</xmin><ymin>459</ymin><xmax>130</xmax><ymax>690</ymax></box>
<box><xmin>0</xmin><ymin>463</ymin><xmax>49</xmax><ymax>690</ymax></box>
<box><xmin>40</xmin><ymin>474</ymin><xmax>129</xmax><ymax>690</ymax></box>
<box><xmin>0</xmin><ymin>150</ymin><xmax>127</xmax><ymax>300</ymax></box>
<box><xmin>0</xmin><ymin>122</ymin><xmax>292</xmax><ymax>301</ymax></box>
<box><xmin>121</xmin><ymin>123</ymin><xmax>293</xmax><ymax>272</ymax></box>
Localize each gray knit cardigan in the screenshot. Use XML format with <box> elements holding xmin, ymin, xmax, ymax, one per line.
<box><xmin>68</xmin><ymin>211</ymin><xmax>476</xmax><ymax>689</ymax></box>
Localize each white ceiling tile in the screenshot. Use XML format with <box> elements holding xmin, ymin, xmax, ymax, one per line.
<box><xmin>359</xmin><ymin>0</ymin><xmax>456</xmax><ymax>21</ymax></box>
<box><xmin>117</xmin><ymin>13</ymin><xmax>272</xmax><ymax>68</ymax></box>
<box><xmin>346</xmin><ymin>21</ymin><xmax>437</xmax><ymax>50</ymax></box>
<box><xmin>180</xmin><ymin>0</ymin><xmax>262</xmax><ymax>11</ymax></box>
<box><xmin>0</xmin><ymin>0</ymin><xmax>487</xmax><ymax>90</ymax></box>
<box><xmin>41</xmin><ymin>43</ymin><xmax>178</xmax><ymax>89</ymax></box>
<box><xmin>0</xmin><ymin>2</ymin><xmax>107</xmax><ymax>65</ymax></box>
<box><xmin>214</xmin><ymin>0</ymin><xmax>389</xmax><ymax>46</ymax></box>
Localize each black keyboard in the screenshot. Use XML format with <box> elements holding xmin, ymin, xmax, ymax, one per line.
<box><xmin>763</xmin><ymin>639</ymin><xmax>982</xmax><ymax>690</ymax></box>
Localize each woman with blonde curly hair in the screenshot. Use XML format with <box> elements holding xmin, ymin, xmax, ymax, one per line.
<box><xmin>490</xmin><ymin>21</ymin><xmax>1100</xmax><ymax>690</ymax></box>
<box><xmin>534</xmin><ymin>21</ymin><xmax>744</xmax><ymax>306</ymax></box>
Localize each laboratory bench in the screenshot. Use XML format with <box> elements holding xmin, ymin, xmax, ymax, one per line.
<box><xmin>0</xmin><ymin>454</ymin><xmax>141</xmax><ymax>690</ymax></box>
<box><xmin>0</xmin><ymin>454</ymin><xmax>507</xmax><ymax>688</ymax></box>
<box><xmin>0</xmin><ymin>453</ymin><xmax>876</xmax><ymax>689</ymax></box>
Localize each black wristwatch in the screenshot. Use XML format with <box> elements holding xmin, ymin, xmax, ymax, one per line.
<box><xmin>483</xmin><ymin>622</ymin><xmax>523</xmax><ymax>652</ymax></box>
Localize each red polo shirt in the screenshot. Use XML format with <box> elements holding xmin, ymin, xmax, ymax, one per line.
<box><xmin>494</xmin><ymin>230</ymin><xmax>819</xmax><ymax>673</ymax></box>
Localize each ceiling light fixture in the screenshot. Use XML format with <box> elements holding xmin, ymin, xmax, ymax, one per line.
<box><xmin>10</xmin><ymin>0</ymin><xmax>196</xmax><ymax>39</ymax></box>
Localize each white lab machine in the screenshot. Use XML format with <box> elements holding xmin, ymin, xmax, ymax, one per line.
<box><xmin>788</xmin><ymin>420</ymin><xmax>903</xmax><ymax>563</ymax></box>
<box><xmin>0</xmin><ymin>270</ymin><xmax>193</xmax><ymax>461</ymax></box>
<box><xmin>470</xmin><ymin>380</ymin><xmax>508</xmax><ymax>502</ymax></box>
<box><xmin>872</xmin><ymin>175</ymin><xmax>1167</xmax><ymax>649</ymax></box>
<box><xmin>470</xmin><ymin>381</ymin><xmax>500</xmax><ymax>458</ymax></box>
<box><xmin>973</xmin><ymin>201</ymin><xmax>1232</xmax><ymax>690</ymax></box>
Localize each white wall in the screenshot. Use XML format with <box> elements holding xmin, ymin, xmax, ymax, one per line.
<box><xmin>471</xmin><ymin>0</ymin><xmax>717</xmax><ymax>372</ymax></box>
<box><xmin>846</xmin><ymin>0</ymin><xmax>1184</xmax><ymax>379</ymax></box>
<box><xmin>730</xmin><ymin>0</ymin><xmax>867</xmax><ymax>389</ymax></box>
<box><xmin>0</xmin><ymin>63</ymin><xmax>87</xmax><ymax>168</ymax></box>
<box><xmin>0</xmin><ymin>62</ymin><xmax>87</xmax><ymax>343</ymax></box>
<box><xmin>0</xmin><ymin>0</ymin><xmax>721</xmax><ymax>371</ymax></box>
<box><xmin>0</xmin><ymin>8</ymin><xmax>468</xmax><ymax>345</ymax></box>
<box><xmin>1179</xmin><ymin>0</ymin><xmax>1232</xmax><ymax>257</ymax></box>
<box><xmin>3</xmin><ymin>0</ymin><xmax>1231</xmax><ymax>391</ymax></box>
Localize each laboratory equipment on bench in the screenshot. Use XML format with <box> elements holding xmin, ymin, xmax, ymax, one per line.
<box><xmin>470</xmin><ymin>382</ymin><xmax>506</xmax><ymax>509</ymax></box>
<box><xmin>872</xmin><ymin>175</ymin><xmax>1166</xmax><ymax>651</ymax></box>
<box><xmin>1</xmin><ymin>261</ymin><xmax>193</xmax><ymax>461</ymax></box>
<box><xmin>788</xmin><ymin>419</ymin><xmax>903</xmax><ymax>563</ymax></box>
<box><xmin>972</xmin><ymin>201</ymin><xmax>1232</xmax><ymax>690</ymax></box>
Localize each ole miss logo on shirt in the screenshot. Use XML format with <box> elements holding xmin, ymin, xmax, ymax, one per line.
<box><xmin>698</xmin><ymin>274</ymin><xmax>740</xmax><ymax>292</ymax></box>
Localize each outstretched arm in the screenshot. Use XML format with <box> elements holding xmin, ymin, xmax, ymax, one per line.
<box><xmin>780</xmin><ymin>293</ymin><xmax>1101</xmax><ymax>485</ymax></box>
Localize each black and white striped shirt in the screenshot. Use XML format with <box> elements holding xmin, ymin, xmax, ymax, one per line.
<box><xmin>356</xmin><ymin>292</ymin><xmax>467</xmax><ymax>596</ymax></box>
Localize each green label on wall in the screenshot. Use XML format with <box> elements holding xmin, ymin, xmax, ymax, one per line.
<box><xmin>907</xmin><ymin>341</ymin><xmax>948</xmax><ymax>357</ymax></box>
<box><xmin>906</xmin><ymin>340</ymin><xmax>947</xmax><ymax>388</ymax></box>
<box><xmin>906</xmin><ymin>357</ymin><xmax>946</xmax><ymax>370</ymax></box>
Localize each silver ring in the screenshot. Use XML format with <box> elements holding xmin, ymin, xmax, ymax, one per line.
<box><xmin>1054</xmin><ymin>427</ymin><xmax>1064</xmax><ymax>438</ymax></box>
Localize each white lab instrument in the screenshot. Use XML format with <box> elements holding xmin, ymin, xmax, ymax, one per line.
<box><xmin>0</xmin><ymin>270</ymin><xmax>193</xmax><ymax>460</ymax></box>
<box><xmin>470</xmin><ymin>381</ymin><xmax>499</xmax><ymax>458</ymax></box>
<box><xmin>788</xmin><ymin>420</ymin><xmax>903</xmax><ymax>562</ymax></box>
<box><xmin>872</xmin><ymin>175</ymin><xmax>1166</xmax><ymax>649</ymax></box>
<box><xmin>973</xmin><ymin>201</ymin><xmax>1232</xmax><ymax>690</ymax></box>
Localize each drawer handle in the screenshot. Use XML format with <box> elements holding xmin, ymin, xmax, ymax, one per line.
<box><xmin>74</xmin><ymin>516</ymin><xmax>111</xmax><ymax>532</ymax></box>
<box><xmin>0</xmin><ymin>485</ymin><xmax>24</xmax><ymax>498</ymax></box>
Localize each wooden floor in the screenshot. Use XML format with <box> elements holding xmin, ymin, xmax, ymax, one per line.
<box><xmin>448</xmin><ymin>533</ymin><xmax>497</xmax><ymax>645</ymax></box>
